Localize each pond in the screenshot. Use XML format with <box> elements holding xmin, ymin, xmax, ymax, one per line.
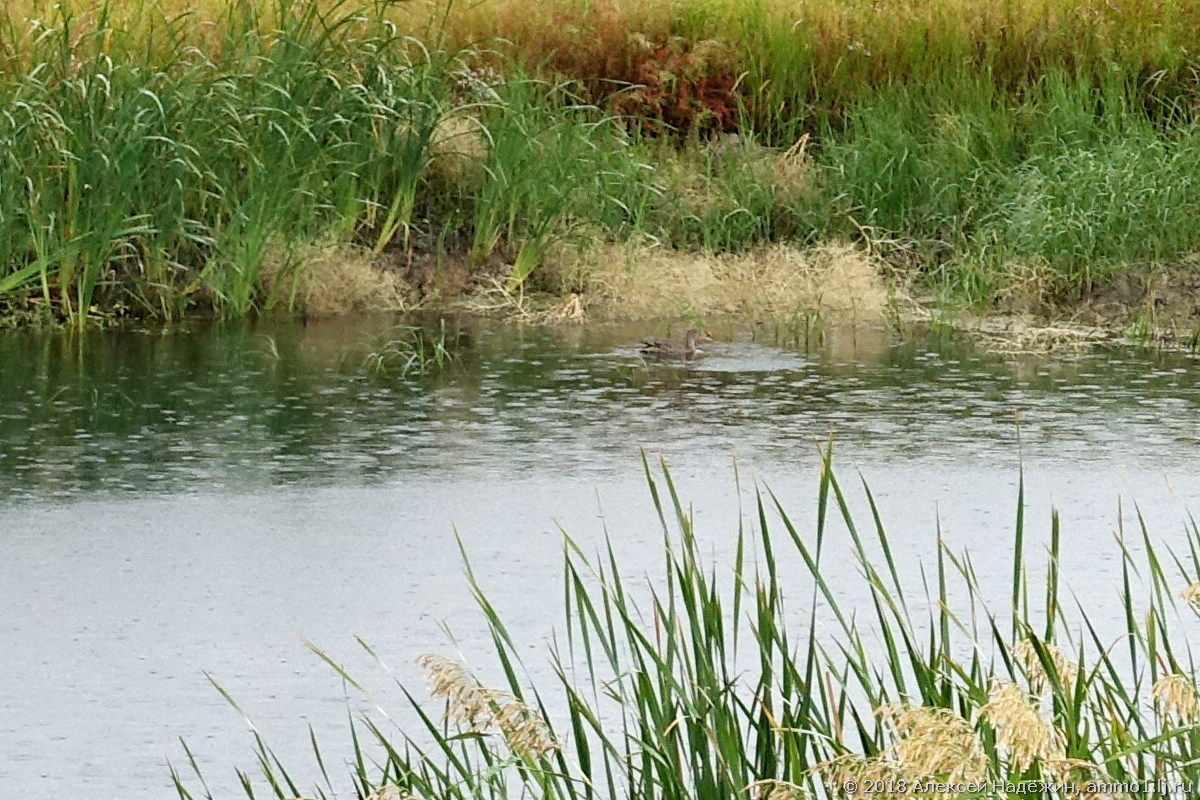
<box><xmin>2</xmin><ymin>316</ymin><xmax>1199</xmax><ymax>799</ymax></box>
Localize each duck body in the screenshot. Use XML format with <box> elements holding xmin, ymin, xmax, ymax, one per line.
<box><xmin>639</xmin><ymin>329</ymin><xmax>712</xmax><ymax>360</ymax></box>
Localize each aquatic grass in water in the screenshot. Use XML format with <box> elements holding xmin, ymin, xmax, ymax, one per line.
<box><xmin>177</xmin><ymin>447</ymin><xmax>1200</xmax><ymax>799</ymax></box>
<box><xmin>364</xmin><ymin>320</ymin><xmax>455</xmax><ymax>378</ymax></box>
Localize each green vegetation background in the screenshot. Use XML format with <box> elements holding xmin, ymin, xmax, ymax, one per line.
<box><xmin>3</xmin><ymin>0</ymin><xmax>1200</xmax><ymax>325</ymax></box>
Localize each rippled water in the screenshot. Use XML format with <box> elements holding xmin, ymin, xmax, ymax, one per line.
<box><xmin>3</xmin><ymin>317</ymin><xmax>1200</xmax><ymax>799</ymax></box>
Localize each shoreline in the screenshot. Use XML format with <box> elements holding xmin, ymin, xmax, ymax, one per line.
<box><xmin>5</xmin><ymin>237</ymin><xmax>1199</xmax><ymax>355</ymax></box>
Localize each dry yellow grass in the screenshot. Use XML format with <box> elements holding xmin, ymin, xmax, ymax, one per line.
<box><xmin>263</xmin><ymin>242</ymin><xmax>410</xmax><ymax>317</ymax></box>
<box><xmin>572</xmin><ymin>241</ymin><xmax>889</xmax><ymax>321</ymax></box>
<box><xmin>7</xmin><ymin>0</ymin><xmax>1196</xmax><ymax>80</ymax></box>
<box><xmin>427</xmin><ymin>112</ymin><xmax>490</xmax><ymax>187</ymax></box>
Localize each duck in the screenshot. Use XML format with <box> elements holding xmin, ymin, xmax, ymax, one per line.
<box><xmin>638</xmin><ymin>329</ymin><xmax>713</xmax><ymax>360</ymax></box>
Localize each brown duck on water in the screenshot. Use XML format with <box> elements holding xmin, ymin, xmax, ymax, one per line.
<box><xmin>639</xmin><ymin>329</ymin><xmax>713</xmax><ymax>360</ymax></box>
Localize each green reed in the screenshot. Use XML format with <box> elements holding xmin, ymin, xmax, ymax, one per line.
<box><xmin>0</xmin><ymin>0</ymin><xmax>459</xmax><ymax>323</ymax></box>
<box><xmin>819</xmin><ymin>71</ymin><xmax>1200</xmax><ymax>302</ymax></box>
<box><xmin>464</xmin><ymin>77</ymin><xmax>657</xmax><ymax>292</ymax></box>
<box><xmin>176</xmin><ymin>446</ymin><xmax>1200</xmax><ymax>799</ymax></box>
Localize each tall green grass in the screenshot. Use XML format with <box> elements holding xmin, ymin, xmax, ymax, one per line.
<box><xmin>175</xmin><ymin>449</ymin><xmax>1200</xmax><ymax>799</ymax></box>
<box><xmin>0</xmin><ymin>0</ymin><xmax>462</xmax><ymax>323</ymax></box>
<box><xmin>0</xmin><ymin>0</ymin><xmax>669</xmax><ymax>322</ymax></box>
<box><xmin>821</xmin><ymin>72</ymin><xmax>1200</xmax><ymax>302</ymax></box>
<box><xmin>460</xmin><ymin>78</ymin><xmax>658</xmax><ymax>292</ymax></box>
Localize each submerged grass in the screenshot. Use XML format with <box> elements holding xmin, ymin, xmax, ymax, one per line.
<box><xmin>177</xmin><ymin>447</ymin><xmax>1200</xmax><ymax>799</ymax></box>
<box><xmin>364</xmin><ymin>319</ymin><xmax>456</xmax><ymax>377</ymax></box>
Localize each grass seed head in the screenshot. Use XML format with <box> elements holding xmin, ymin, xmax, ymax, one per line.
<box><xmin>493</xmin><ymin>696</ymin><xmax>558</xmax><ymax>758</ymax></box>
<box><xmin>416</xmin><ymin>653</ymin><xmax>496</xmax><ymax>730</ymax></box>
<box><xmin>416</xmin><ymin>653</ymin><xmax>557</xmax><ymax>758</ymax></box>
<box><xmin>878</xmin><ymin>704</ymin><xmax>987</xmax><ymax>785</ymax></box>
<box><xmin>1152</xmin><ymin>673</ymin><xmax>1200</xmax><ymax>725</ymax></box>
<box><xmin>1013</xmin><ymin>638</ymin><xmax>1079</xmax><ymax>693</ymax></box>
<box><xmin>979</xmin><ymin>679</ymin><xmax>1064</xmax><ymax>771</ymax></box>
<box><xmin>1178</xmin><ymin>582</ymin><xmax>1200</xmax><ymax>612</ymax></box>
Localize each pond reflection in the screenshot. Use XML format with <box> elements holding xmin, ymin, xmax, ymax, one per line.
<box><xmin>1</xmin><ymin>317</ymin><xmax>1198</xmax><ymax>502</ymax></box>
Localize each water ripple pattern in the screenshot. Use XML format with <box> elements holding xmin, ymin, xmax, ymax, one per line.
<box><xmin>2</xmin><ymin>320</ymin><xmax>1200</xmax><ymax>502</ymax></box>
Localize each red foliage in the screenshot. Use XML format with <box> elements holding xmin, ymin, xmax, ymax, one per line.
<box><xmin>609</xmin><ymin>40</ymin><xmax>739</xmax><ymax>136</ymax></box>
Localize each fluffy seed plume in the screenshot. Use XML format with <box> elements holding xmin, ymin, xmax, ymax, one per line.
<box><xmin>812</xmin><ymin>705</ymin><xmax>984</xmax><ymax>798</ymax></box>
<box><xmin>492</xmin><ymin>695</ymin><xmax>560</xmax><ymax>758</ymax></box>
<box><xmin>979</xmin><ymin>679</ymin><xmax>1064</xmax><ymax>771</ymax></box>
<box><xmin>1013</xmin><ymin>638</ymin><xmax>1079</xmax><ymax>693</ymax></box>
<box><xmin>416</xmin><ymin>653</ymin><xmax>496</xmax><ymax>730</ymax></box>
<box><xmin>416</xmin><ymin>653</ymin><xmax>558</xmax><ymax>758</ymax></box>
<box><xmin>1152</xmin><ymin>673</ymin><xmax>1200</xmax><ymax>725</ymax></box>
<box><xmin>1179</xmin><ymin>583</ymin><xmax>1200</xmax><ymax>613</ymax></box>
<box><xmin>878</xmin><ymin>704</ymin><xmax>988</xmax><ymax>785</ymax></box>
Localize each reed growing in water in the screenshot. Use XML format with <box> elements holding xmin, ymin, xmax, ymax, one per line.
<box><xmin>174</xmin><ymin>449</ymin><xmax>1200</xmax><ymax>799</ymax></box>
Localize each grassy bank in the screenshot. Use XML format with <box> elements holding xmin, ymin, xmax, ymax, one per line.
<box><xmin>4</xmin><ymin>0</ymin><xmax>1200</xmax><ymax>328</ymax></box>
<box><xmin>175</xmin><ymin>451</ymin><xmax>1200</xmax><ymax>799</ymax></box>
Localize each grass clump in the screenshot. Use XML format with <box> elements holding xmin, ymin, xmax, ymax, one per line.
<box><xmin>364</xmin><ymin>319</ymin><xmax>456</xmax><ymax>377</ymax></box>
<box><xmin>577</xmin><ymin>240</ymin><xmax>886</xmax><ymax>321</ymax></box>
<box><xmin>176</xmin><ymin>447</ymin><xmax>1200</xmax><ymax>799</ymax></box>
<box><xmin>261</xmin><ymin>242</ymin><xmax>410</xmax><ymax>317</ymax></box>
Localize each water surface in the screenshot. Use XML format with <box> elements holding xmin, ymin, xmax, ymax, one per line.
<box><xmin>3</xmin><ymin>317</ymin><xmax>1199</xmax><ymax>798</ymax></box>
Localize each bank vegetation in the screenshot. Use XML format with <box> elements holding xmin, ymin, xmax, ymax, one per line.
<box><xmin>4</xmin><ymin>0</ymin><xmax>1200</xmax><ymax>332</ymax></box>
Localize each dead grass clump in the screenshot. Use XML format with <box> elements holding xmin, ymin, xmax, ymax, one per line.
<box><xmin>428</xmin><ymin>112</ymin><xmax>489</xmax><ymax>188</ymax></box>
<box><xmin>263</xmin><ymin>242</ymin><xmax>410</xmax><ymax>317</ymax></box>
<box><xmin>989</xmin><ymin>257</ymin><xmax>1056</xmax><ymax>314</ymax></box>
<box><xmin>970</xmin><ymin>315</ymin><xmax>1113</xmax><ymax>354</ymax></box>
<box><xmin>576</xmin><ymin>241</ymin><xmax>888</xmax><ymax>321</ymax></box>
